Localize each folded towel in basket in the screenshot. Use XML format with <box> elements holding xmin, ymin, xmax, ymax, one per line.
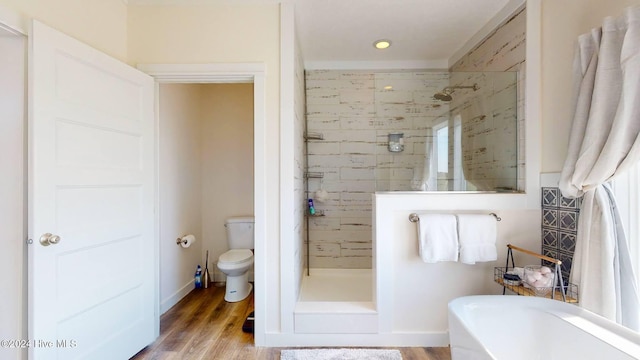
<box><xmin>417</xmin><ymin>214</ymin><xmax>459</xmax><ymax>263</ymax></box>
<box><xmin>457</xmin><ymin>214</ymin><xmax>497</xmax><ymax>264</ymax></box>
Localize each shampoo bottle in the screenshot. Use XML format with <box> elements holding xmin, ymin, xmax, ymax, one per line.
<box><xmin>308</xmin><ymin>198</ymin><xmax>316</xmax><ymax>215</ymax></box>
<box><xmin>194</xmin><ymin>265</ymin><xmax>202</xmax><ymax>289</ymax></box>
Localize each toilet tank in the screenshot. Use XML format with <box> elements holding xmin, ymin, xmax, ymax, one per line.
<box><xmin>225</xmin><ymin>216</ymin><xmax>254</xmax><ymax>249</ymax></box>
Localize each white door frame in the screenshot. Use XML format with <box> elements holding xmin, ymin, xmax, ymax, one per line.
<box><xmin>137</xmin><ymin>63</ymin><xmax>267</xmax><ymax>345</ymax></box>
<box><xmin>0</xmin><ymin>5</ymin><xmax>27</xmax><ymax>360</ymax></box>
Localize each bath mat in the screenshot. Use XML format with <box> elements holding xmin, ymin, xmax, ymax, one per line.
<box><xmin>280</xmin><ymin>348</ymin><xmax>402</xmax><ymax>360</ymax></box>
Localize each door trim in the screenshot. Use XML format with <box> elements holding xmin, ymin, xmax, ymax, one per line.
<box><xmin>0</xmin><ymin>7</ymin><xmax>27</xmax><ymax>360</ymax></box>
<box><xmin>137</xmin><ymin>62</ymin><xmax>267</xmax><ymax>345</ymax></box>
<box><xmin>138</xmin><ymin>63</ymin><xmax>265</xmax><ymax>83</ymax></box>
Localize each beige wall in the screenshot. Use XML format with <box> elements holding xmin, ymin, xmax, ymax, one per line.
<box><xmin>201</xmin><ymin>84</ymin><xmax>254</xmax><ymax>280</ymax></box>
<box><xmin>128</xmin><ymin>4</ymin><xmax>281</xmax><ymax>332</ymax></box>
<box><xmin>157</xmin><ymin>83</ymin><xmax>254</xmax><ymax>308</ymax></box>
<box><xmin>127</xmin><ymin>4</ymin><xmax>279</xmax><ymax>66</ymax></box>
<box><xmin>158</xmin><ymin>84</ymin><xmax>203</xmax><ymax>313</ymax></box>
<box><xmin>541</xmin><ymin>0</ymin><xmax>638</xmax><ymax>172</ymax></box>
<box><xmin>0</xmin><ymin>0</ymin><xmax>128</xmax><ymax>61</ymax></box>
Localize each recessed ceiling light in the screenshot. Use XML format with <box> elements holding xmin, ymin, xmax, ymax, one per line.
<box><xmin>374</xmin><ymin>39</ymin><xmax>391</xmax><ymax>50</ymax></box>
<box><xmin>384</xmin><ymin>85</ymin><xmax>393</xmax><ymax>90</ymax></box>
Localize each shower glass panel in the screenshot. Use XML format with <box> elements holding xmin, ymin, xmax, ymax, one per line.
<box><xmin>374</xmin><ymin>71</ymin><xmax>520</xmax><ymax>192</ymax></box>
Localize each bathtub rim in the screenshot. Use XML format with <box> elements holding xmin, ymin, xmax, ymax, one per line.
<box><xmin>448</xmin><ymin>295</ymin><xmax>640</xmax><ymax>359</ymax></box>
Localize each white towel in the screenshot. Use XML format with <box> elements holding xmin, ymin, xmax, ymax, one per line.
<box><xmin>417</xmin><ymin>214</ymin><xmax>458</xmax><ymax>263</ymax></box>
<box><xmin>457</xmin><ymin>214</ymin><xmax>497</xmax><ymax>264</ymax></box>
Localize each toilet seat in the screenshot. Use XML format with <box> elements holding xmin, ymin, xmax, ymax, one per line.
<box><xmin>219</xmin><ymin>249</ymin><xmax>253</xmax><ymax>265</ymax></box>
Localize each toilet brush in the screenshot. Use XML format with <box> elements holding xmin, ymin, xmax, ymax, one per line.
<box><xmin>203</xmin><ymin>250</ymin><xmax>211</xmax><ymax>289</ymax></box>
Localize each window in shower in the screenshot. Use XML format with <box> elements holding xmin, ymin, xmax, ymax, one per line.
<box><xmin>435</xmin><ymin>123</ymin><xmax>448</xmax><ymax>174</ymax></box>
<box><xmin>452</xmin><ymin>114</ymin><xmax>466</xmax><ymax>191</ymax></box>
<box><xmin>433</xmin><ymin>120</ymin><xmax>449</xmax><ymax>189</ymax></box>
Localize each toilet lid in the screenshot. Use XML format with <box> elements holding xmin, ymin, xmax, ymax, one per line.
<box><xmin>219</xmin><ymin>249</ymin><xmax>253</xmax><ymax>264</ymax></box>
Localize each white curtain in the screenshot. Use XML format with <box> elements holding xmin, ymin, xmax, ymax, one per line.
<box><xmin>559</xmin><ymin>6</ymin><xmax>640</xmax><ymax>331</ymax></box>
<box><xmin>612</xmin><ymin>162</ymin><xmax>640</xmax><ymax>287</ymax></box>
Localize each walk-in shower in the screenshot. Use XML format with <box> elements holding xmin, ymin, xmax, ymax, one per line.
<box><xmin>299</xmin><ymin>70</ymin><xmax>520</xmax><ymax>303</ymax></box>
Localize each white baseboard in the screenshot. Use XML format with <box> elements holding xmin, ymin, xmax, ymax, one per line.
<box><xmin>161</xmin><ymin>280</ymin><xmax>194</xmax><ymax>314</ymax></box>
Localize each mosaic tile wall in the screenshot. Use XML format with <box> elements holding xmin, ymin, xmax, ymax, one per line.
<box><xmin>541</xmin><ymin>187</ymin><xmax>581</xmax><ymax>283</ymax></box>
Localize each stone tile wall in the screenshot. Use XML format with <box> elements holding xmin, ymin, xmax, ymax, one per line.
<box><xmin>450</xmin><ymin>7</ymin><xmax>526</xmax><ymax>191</ymax></box>
<box><xmin>448</xmin><ymin>71</ymin><xmax>519</xmax><ymax>191</ymax></box>
<box><xmin>305</xmin><ymin>70</ymin><xmax>449</xmax><ymax>268</ymax></box>
<box><xmin>294</xmin><ymin>38</ymin><xmax>306</xmax><ymax>285</ymax></box>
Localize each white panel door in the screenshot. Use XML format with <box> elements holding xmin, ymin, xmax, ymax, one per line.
<box><xmin>28</xmin><ymin>20</ymin><xmax>157</xmax><ymax>359</ymax></box>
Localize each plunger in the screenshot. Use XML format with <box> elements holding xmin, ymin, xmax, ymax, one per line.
<box><xmin>203</xmin><ymin>250</ymin><xmax>210</xmax><ymax>289</ymax></box>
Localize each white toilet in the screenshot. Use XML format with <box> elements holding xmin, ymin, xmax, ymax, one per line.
<box><xmin>217</xmin><ymin>216</ymin><xmax>254</xmax><ymax>302</ymax></box>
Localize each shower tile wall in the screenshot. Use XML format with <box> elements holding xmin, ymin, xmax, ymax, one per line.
<box><xmin>305</xmin><ymin>70</ymin><xmax>449</xmax><ymax>268</ymax></box>
<box><xmin>374</xmin><ymin>72</ymin><xmax>451</xmax><ymax>191</ymax></box>
<box><xmin>447</xmin><ymin>71</ymin><xmax>519</xmax><ymax>191</ymax></box>
<box><xmin>294</xmin><ymin>38</ymin><xmax>306</xmax><ymax>291</ymax></box>
<box><xmin>450</xmin><ymin>7</ymin><xmax>526</xmax><ymax>191</ymax></box>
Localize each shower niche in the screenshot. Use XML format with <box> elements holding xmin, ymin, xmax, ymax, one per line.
<box><xmin>304</xmin><ymin>131</ymin><xmax>327</xmax><ymax>219</ymax></box>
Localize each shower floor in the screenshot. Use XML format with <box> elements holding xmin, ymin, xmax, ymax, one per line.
<box><xmin>298</xmin><ymin>268</ymin><xmax>372</xmax><ymax>302</ymax></box>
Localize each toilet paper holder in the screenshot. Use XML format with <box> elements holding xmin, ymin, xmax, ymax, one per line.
<box><xmin>176</xmin><ymin>234</ymin><xmax>195</xmax><ymax>246</ymax></box>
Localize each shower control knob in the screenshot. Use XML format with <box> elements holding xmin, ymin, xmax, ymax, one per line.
<box><xmin>39</xmin><ymin>233</ymin><xmax>61</xmax><ymax>246</ymax></box>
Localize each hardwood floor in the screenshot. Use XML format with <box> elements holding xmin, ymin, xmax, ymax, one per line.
<box><xmin>131</xmin><ymin>284</ymin><xmax>451</xmax><ymax>360</ymax></box>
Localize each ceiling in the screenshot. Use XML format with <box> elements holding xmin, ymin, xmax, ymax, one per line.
<box><xmin>127</xmin><ymin>0</ymin><xmax>524</xmax><ymax>68</ymax></box>
<box><xmin>294</xmin><ymin>0</ymin><xmax>517</xmax><ymax>68</ymax></box>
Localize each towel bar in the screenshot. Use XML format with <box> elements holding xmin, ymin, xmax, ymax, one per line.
<box><xmin>408</xmin><ymin>212</ymin><xmax>501</xmax><ymax>222</ymax></box>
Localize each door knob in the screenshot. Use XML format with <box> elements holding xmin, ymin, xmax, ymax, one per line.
<box><xmin>39</xmin><ymin>233</ymin><xmax>61</xmax><ymax>246</ymax></box>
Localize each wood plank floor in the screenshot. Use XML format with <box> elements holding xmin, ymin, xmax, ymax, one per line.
<box><xmin>131</xmin><ymin>284</ymin><xmax>451</xmax><ymax>360</ymax></box>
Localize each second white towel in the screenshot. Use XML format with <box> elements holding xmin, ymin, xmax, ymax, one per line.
<box><xmin>457</xmin><ymin>214</ymin><xmax>497</xmax><ymax>264</ymax></box>
<box><xmin>418</xmin><ymin>214</ymin><xmax>459</xmax><ymax>263</ymax></box>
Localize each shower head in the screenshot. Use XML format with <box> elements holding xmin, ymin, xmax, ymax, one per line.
<box><xmin>433</xmin><ymin>90</ymin><xmax>453</xmax><ymax>102</ymax></box>
<box><xmin>433</xmin><ymin>83</ymin><xmax>479</xmax><ymax>102</ymax></box>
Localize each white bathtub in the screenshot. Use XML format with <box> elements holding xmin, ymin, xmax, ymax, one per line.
<box><xmin>448</xmin><ymin>295</ymin><xmax>640</xmax><ymax>360</ymax></box>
